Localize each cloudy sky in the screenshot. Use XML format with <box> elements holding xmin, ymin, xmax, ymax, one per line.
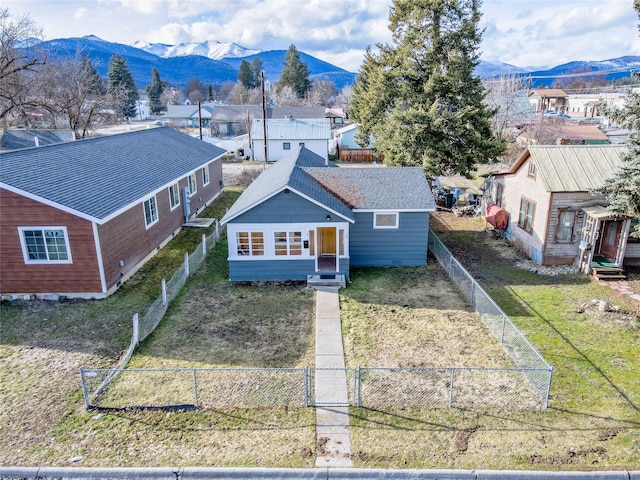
<box><xmin>4</xmin><ymin>0</ymin><xmax>639</xmax><ymax>72</ymax></box>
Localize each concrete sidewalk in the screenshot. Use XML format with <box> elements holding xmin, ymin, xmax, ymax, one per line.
<box><xmin>313</xmin><ymin>286</ymin><xmax>353</xmax><ymax>467</ymax></box>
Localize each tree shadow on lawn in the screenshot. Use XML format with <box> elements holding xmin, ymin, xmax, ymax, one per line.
<box><xmin>508</xmin><ymin>287</ymin><xmax>639</xmax><ymax>414</ymax></box>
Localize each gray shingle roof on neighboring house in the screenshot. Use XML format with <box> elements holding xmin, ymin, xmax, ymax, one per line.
<box><xmin>221</xmin><ymin>147</ymin><xmax>435</xmax><ymax>225</ymax></box>
<box><xmin>0</xmin><ymin>127</ymin><xmax>225</xmax><ymax>222</ymax></box>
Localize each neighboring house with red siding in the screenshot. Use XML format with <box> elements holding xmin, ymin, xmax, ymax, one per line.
<box><xmin>0</xmin><ymin>127</ymin><xmax>225</xmax><ymax>299</ymax></box>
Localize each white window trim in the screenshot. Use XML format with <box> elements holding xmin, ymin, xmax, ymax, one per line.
<box><xmin>18</xmin><ymin>226</ymin><xmax>73</xmax><ymax>264</ymax></box>
<box><xmin>143</xmin><ymin>195</ymin><xmax>159</xmax><ymax>229</ymax></box>
<box><xmin>169</xmin><ymin>183</ymin><xmax>180</xmax><ymax>211</ymax></box>
<box><xmin>188</xmin><ymin>172</ymin><xmax>197</xmax><ymax>196</ymax></box>
<box><xmin>228</xmin><ymin>223</ymin><xmax>349</xmax><ymax>260</ymax></box>
<box><xmin>202</xmin><ymin>166</ymin><xmax>210</xmax><ymax>186</ymax></box>
<box><xmin>373</xmin><ymin>212</ymin><xmax>399</xmax><ymax>229</ymax></box>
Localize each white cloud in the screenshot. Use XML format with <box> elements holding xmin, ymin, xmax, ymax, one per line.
<box><xmin>73</xmin><ymin>7</ymin><xmax>87</xmax><ymax>20</ymax></box>
<box><xmin>3</xmin><ymin>0</ymin><xmax>638</xmax><ymax>72</ymax></box>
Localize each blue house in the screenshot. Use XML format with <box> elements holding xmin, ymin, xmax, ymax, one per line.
<box><xmin>220</xmin><ymin>147</ymin><xmax>436</xmax><ymax>284</ymax></box>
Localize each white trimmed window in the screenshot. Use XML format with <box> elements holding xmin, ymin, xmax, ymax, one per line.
<box><xmin>202</xmin><ymin>166</ymin><xmax>210</xmax><ymax>186</ymax></box>
<box><xmin>19</xmin><ymin>227</ymin><xmax>72</xmax><ymax>264</ymax></box>
<box><xmin>236</xmin><ymin>232</ymin><xmax>264</xmax><ymax>256</ymax></box>
<box><xmin>144</xmin><ymin>196</ymin><xmax>159</xmax><ymax>228</ymax></box>
<box><xmin>274</xmin><ymin>231</ymin><xmax>302</xmax><ymax>256</ymax></box>
<box><xmin>169</xmin><ymin>183</ymin><xmax>180</xmax><ymax>210</ymax></box>
<box><xmin>283</xmin><ymin>142</ymin><xmax>291</xmax><ymax>150</ymax></box>
<box><xmin>373</xmin><ymin>212</ymin><xmax>399</xmax><ymax>229</ymax></box>
<box><xmin>188</xmin><ymin>172</ymin><xmax>197</xmax><ymax>196</ymax></box>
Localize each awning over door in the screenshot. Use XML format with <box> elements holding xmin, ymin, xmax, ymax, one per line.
<box><xmin>582</xmin><ymin>205</ymin><xmax>615</xmax><ymax>219</ymax></box>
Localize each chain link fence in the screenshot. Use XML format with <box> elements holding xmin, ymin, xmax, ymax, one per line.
<box><xmin>81</xmin><ymin>367</ymin><xmax>308</xmax><ymax>409</ymax></box>
<box><xmin>81</xmin><ymin>226</ymin><xmax>552</xmax><ymax>411</ymax></box>
<box><xmin>428</xmin><ymin>229</ymin><xmax>553</xmax><ymax>405</ymax></box>
<box><xmin>88</xmin><ymin>222</ymin><xmax>224</xmax><ymax>403</ymax></box>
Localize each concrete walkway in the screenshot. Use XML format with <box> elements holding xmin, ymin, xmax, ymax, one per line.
<box><xmin>313</xmin><ymin>286</ymin><xmax>353</xmax><ymax>467</ymax></box>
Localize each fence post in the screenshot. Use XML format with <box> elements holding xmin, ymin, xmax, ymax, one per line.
<box><xmin>202</xmin><ymin>233</ymin><xmax>206</xmax><ymax>256</ymax></box>
<box><xmin>132</xmin><ymin>313</ymin><xmax>139</xmax><ymax>346</ymax></box>
<box><xmin>470</xmin><ymin>282</ymin><xmax>475</xmax><ymax>309</ymax></box>
<box><xmin>357</xmin><ymin>366</ymin><xmax>362</xmax><ymax>408</ymax></box>
<box><xmin>161</xmin><ymin>278</ymin><xmax>167</xmax><ymax>305</ymax></box>
<box><xmin>544</xmin><ymin>367</ymin><xmax>554</xmax><ymax>409</ymax></box>
<box><xmin>449</xmin><ymin>368</ymin><xmax>455</xmax><ymax>407</ymax></box>
<box><xmin>184</xmin><ymin>252</ymin><xmax>189</xmax><ymax>278</ymax></box>
<box><xmin>304</xmin><ymin>366</ymin><xmax>309</xmax><ymax>408</ymax></box>
<box><xmin>500</xmin><ymin>314</ymin><xmax>506</xmax><ymax>345</ymax></box>
<box><xmin>193</xmin><ymin>369</ymin><xmax>199</xmax><ymax>409</ymax></box>
<box><xmin>215</xmin><ymin>219</ymin><xmax>220</xmax><ymax>240</ymax></box>
<box><xmin>79</xmin><ymin>367</ymin><xmax>90</xmax><ymax>410</ymax></box>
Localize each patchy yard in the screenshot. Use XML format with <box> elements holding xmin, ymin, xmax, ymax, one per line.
<box><xmin>344</xmin><ymin>211</ymin><xmax>640</xmax><ymax>470</ymax></box>
<box><xmin>2</xmin><ymin>196</ymin><xmax>639</xmax><ymax>470</ymax></box>
<box><xmin>0</xmin><ymin>189</ymin><xmax>316</xmax><ymax>468</ymax></box>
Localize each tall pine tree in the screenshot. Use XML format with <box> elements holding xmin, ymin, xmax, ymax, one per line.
<box><xmin>350</xmin><ymin>0</ymin><xmax>504</xmax><ymax>177</ymax></box>
<box><xmin>237</xmin><ymin>59</ymin><xmax>255</xmax><ymax>89</ymax></box>
<box><xmin>146</xmin><ymin>67</ymin><xmax>165</xmax><ymax>115</ymax></box>
<box><xmin>277</xmin><ymin>45</ymin><xmax>311</xmax><ymax>99</ymax></box>
<box><xmin>108</xmin><ymin>54</ymin><xmax>138</xmax><ymax>120</ymax></box>
<box><xmin>591</xmin><ymin>0</ymin><xmax>640</xmax><ymax>237</ymax></box>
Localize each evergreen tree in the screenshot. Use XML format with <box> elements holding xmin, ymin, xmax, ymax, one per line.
<box><xmin>237</xmin><ymin>59</ymin><xmax>255</xmax><ymax>89</ymax></box>
<box><xmin>350</xmin><ymin>0</ymin><xmax>504</xmax><ymax>177</ymax></box>
<box><xmin>107</xmin><ymin>54</ymin><xmax>138</xmax><ymax>119</ymax></box>
<box><xmin>81</xmin><ymin>54</ymin><xmax>106</xmax><ymax>96</ymax></box>
<box><xmin>277</xmin><ymin>44</ymin><xmax>311</xmax><ymax>99</ymax></box>
<box><xmin>251</xmin><ymin>57</ymin><xmax>263</xmax><ymax>86</ymax></box>
<box><xmin>591</xmin><ymin>0</ymin><xmax>640</xmax><ymax>237</ymax></box>
<box><xmin>207</xmin><ymin>84</ymin><xmax>213</xmax><ymax>101</ymax></box>
<box><xmin>146</xmin><ymin>67</ymin><xmax>165</xmax><ymax>115</ymax></box>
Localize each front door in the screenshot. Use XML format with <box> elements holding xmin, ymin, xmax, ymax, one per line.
<box><xmin>599</xmin><ymin>220</ymin><xmax>622</xmax><ymax>261</ymax></box>
<box><xmin>317</xmin><ymin>227</ymin><xmax>336</xmax><ymax>271</ymax></box>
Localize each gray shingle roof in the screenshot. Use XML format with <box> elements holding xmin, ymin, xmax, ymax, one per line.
<box><xmin>221</xmin><ymin>147</ymin><xmax>435</xmax><ymax>224</ymax></box>
<box><xmin>221</xmin><ymin>147</ymin><xmax>353</xmax><ymax>223</ymax></box>
<box><xmin>0</xmin><ymin>127</ymin><xmax>225</xmax><ymax>222</ymax></box>
<box><xmin>304</xmin><ymin>166</ymin><xmax>436</xmax><ymax>210</ymax></box>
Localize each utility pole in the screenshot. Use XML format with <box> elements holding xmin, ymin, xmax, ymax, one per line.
<box><xmin>261</xmin><ymin>71</ymin><xmax>268</xmax><ymax>164</ymax></box>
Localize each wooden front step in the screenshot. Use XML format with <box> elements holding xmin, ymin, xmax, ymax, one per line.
<box><xmin>592</xmin><ymin>267</ymin><xmax>626</xmax><ymax>280</ymax></box>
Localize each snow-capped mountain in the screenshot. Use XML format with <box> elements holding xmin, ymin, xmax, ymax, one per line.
<box><xmin>131</xmin><ymin>40</ymin><xmax>261</xmax><ymax>60</ymax></box>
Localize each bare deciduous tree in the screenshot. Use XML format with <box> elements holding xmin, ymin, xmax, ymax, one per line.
<box><xmin>0</xmin><ymin>8</ymin><xmax>46</xmax><ymax>127</ymax></box>
<box><xmin>305</xmin><ymin>79</ymin><xmax>337</xmax><ymax>107</ymax></box>
<box><xmin>273</xmin><ymin>85</ymin><xmax>300</xmax><ymax>107</ymax></box>
<box><xmin>40</xmin><ymin>54</ymin><xmax>110</xmax><ymax>138</ymax></box>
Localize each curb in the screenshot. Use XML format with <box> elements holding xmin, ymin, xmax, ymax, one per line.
<box><xmin>1</xmin><ymin>467</ymin><xmax>639</xmax><ymax>480</ymax></box>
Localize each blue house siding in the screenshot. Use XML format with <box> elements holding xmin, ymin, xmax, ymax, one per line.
<box><xmin>349</xmin><ymin>212</ymin><xmax>429</xmax><ymax>267</ymax></box>
<box><xmin>232</xmin><ymin>191</ymin><xmax>334</xmax><ymax>224</ymax></box>
<box><xmin>228</xmin><ymin>259</ymin><xmax>316</xmax><ymax>281</ymax></box>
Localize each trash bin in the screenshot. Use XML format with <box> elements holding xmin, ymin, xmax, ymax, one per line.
<box><xmin>445</xmin><ymin>193</ymin><xmax>455</xmax><ymax>208</ymax></box>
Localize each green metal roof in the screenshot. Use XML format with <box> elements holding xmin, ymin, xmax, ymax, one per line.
<box><xmin>527</xmin><ymin>145</ymin><xmax>627</xmax><ymax>192</ymax></box>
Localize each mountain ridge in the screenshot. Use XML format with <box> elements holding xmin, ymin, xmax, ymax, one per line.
<box><xmin>28</xmin><ymin>35</ymin><xmax>640</xmax><ymax>90</ymax></box>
